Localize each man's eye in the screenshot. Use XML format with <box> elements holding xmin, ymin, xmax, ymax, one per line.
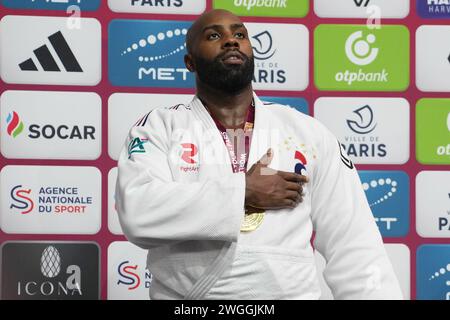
<box><xmin>235</xmin><ymin>32</ymin><xmax>245</xmax><ymax>39</ymax></box>
<box><xmin>208</xmin><ymin>33</ymin><xmax>220</xmax><ymax>40</ymax></box>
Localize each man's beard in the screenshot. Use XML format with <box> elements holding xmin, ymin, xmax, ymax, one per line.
<box><xmin>193</xmin><ymin>51</ymin><xmax>255</xmax><ymax>94</ymax></box>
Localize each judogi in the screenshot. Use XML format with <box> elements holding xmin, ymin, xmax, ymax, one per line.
<box><xmin>116</xmin><ymin>93</ymin><xmax>403</xmax><ymax>300</ymax></box>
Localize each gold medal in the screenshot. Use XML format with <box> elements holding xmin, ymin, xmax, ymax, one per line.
<box><xmin>240</xmin><ymin>210</ymin><xmax>265</xmax><ymax>232</ymax></box>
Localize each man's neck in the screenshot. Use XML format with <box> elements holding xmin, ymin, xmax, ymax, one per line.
<box><xmin>197</xmin><ymin>83</ymin><xmax>253</xmax><ymax>128</ymax></box>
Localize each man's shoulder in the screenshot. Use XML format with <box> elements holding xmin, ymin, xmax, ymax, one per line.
<box><xmin>136</xmin><ymin>101</ymin><xmax>193</xmax><ymax>125</ymax></box>
<box><xmin>258</xmin><ymin>100</ymin><xmax>323</xmax><ymax>129</ymax></box>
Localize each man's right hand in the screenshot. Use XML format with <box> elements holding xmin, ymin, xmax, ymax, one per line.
<box><xmin>245</xmin><ymin>148</ymin><xmax>309</xmax><ymax>210</ymax></box>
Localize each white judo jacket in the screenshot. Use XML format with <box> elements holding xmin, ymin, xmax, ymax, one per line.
<box><xmin>116</xmin><ymin>93</ymin><xmax>403</xmax><ymax>300</ymax></box>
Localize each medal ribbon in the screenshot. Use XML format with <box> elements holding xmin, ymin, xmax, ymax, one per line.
<box><xmin>209</xmin><ymin>102</ymin><xmax>255</xmax><ymax>174</ymax></box>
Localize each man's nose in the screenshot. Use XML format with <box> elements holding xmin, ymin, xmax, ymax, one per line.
<box><xmin>222</xmin><ymin>34</ymin><xmax>239</xmax><ymax>49</ymax></box>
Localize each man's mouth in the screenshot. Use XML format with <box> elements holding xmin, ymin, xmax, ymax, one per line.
<box><xmin>221</xmin><ymin>51</ymin><xmax>245</xmax><ymax>65</ymax></box>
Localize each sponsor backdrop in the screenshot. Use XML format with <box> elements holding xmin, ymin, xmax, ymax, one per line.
<box><xmin>0</xmin><ymin>0</ymin><xmax>449</xmax><ymax>300</ymax></box>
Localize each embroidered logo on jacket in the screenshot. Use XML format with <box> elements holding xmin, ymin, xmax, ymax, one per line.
<box><xmin>294</xmin><ymin>150</ymin><xmax>308</xmax><ymax>175</ymax></box>
<box><xmin>128</xmin><ymin>137</ymin><xmax>148</xmax><ymax>158</ymax></box>
<box><xmin>179</xmin><ymin>143</ymin><xmax>199</xmax><ymax>173</ymax></box>
<box><xmin>278</xmin><ymin>137</ymin><xmax>316</xmax><ymax>176</ymax></box>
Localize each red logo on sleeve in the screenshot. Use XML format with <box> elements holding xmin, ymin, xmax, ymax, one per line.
<box><xmin>181</xmin><ymin>143</ymin><xmax>198</xmax><ymax>164</ymax></box>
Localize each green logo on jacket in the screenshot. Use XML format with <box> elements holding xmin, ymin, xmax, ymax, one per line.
<box><xmin>128</xmin><ymin>137</ymin><xmax>148</xmax><ymax>158</ymax></box>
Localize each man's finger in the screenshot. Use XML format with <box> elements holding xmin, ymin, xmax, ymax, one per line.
<box><xmin>286</xmin><ymin>181</ymin><xmax>303</xmax><ymax>193</ymax></box>
<box><xmin>296</xmin><ymin>193</ymin><xmax>304</xmax><ymax>204</ymax></box>
<box><xmin>283</xmin><ymin>199</ymin><xmax>297</xmax><ymax>209</ymax></box>
<box><xmin>285</xmin><ymin>190</ymin><xmax>299</xmax><ymax>202</ymax></box>
<box><xmin>257</xmin><ymin>148</ymin><xmax>273</xmax><ymax>167</ymax></box>
<box><xmin>278</xmin><ymin>171</ymin><xmax>309</xmax><ymax>184</ymax></box>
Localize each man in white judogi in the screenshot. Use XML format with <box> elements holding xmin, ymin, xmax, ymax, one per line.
<box><xmin>116</xmin><ymin>9</ymin><xmax>403</xmax><ymax>300</ymax></box>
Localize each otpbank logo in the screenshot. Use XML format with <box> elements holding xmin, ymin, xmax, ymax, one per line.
<box><xmin>314</xmin><ymin>25</ymin><xmax>409</xmax><ymax>91</ymax></box>
<box><xmin>261</xmin><ymin>97</ymin><xmax>309</xmax><ymax>115</ymax></box>
<box><xmin>417</xmin><ymin>0</ymin><xmax>450</xmax><ymax>18</ymax></box>
<box><xmin>416</xmin><ymin>99</ymin><xmax>450</xmax><ymax>165</ymax></box>
<box><xmin>108</xmin><ymin>20</ymin><xmax>194</xmax><ymax>88</ymax></box>
<box><xmin>359</xmin><ymin>171</ymin><xmax>409</xmax><ymax>237</ymax></box>
<box><xmin>417</xmin><ymin>245</ymin><xmax>450</xmax><ymax>300</ymax></box>
<box><xmin>213</xmin><ymin>0</ymin><xmax>309</xmax><ymax>18</ymax></box>
<box><xmin>0</xmin><ymin>0</ymin><xmax>100</xmax><ymax>11</ymax></box>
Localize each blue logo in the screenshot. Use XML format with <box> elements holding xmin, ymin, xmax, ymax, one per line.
<box><xmin>346</xmin><ymin>105</ymin><xmax>377</xmax><ymax>134</ymax></box>
<box><xmin>359</xmin><ymin>171</ymin><xmax>409</xmax><ymax>237</ymax></box>
<box><xmin>108</xmin><ymin>20</ymin><xmax>194</xmax><ymax>88</ymax></box>
<box><xmin>1</xmin><ymin>0</ymin><xmax>100</xmax><ymax>11</ymax></box>
<box><xmin>252</xmin><ymin>31</ymin><xmax>276</xmax><ymax>60</ymax></box>
<box><xmin>261</xmin><ymin>97</ymin><xmax>309</xmax><ymax>115</ymax></box>
<box><xmin>417</xmin><ymin>0</ymin><xmax>450</xmax><ymax>19</ymax></box>
<box><xmin>417</xmin><ymin>245</ymin><xmax>450</xmax><ymax>300</ymax></box>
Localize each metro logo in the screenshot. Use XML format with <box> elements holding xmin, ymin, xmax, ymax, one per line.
<box><xmin>359</xmin><ymin>171</ymin><xmax>410</xmax><ymax>237</ymax></box>
<box><xmin>417</xmin><ymin>245</ymin><xmax>450</xmax><ymax>300</ymax></box>
<box><xmin>314</xmin><ymin>25</ymin><xmax>409</xmax><ymax>91</ymax></box>
<box><xmin>108</xmin><ymin>20</ymin><xmax>194</xmax><ymax>88</ymax></box>
<box><xmin>213</xmin><ymin>0</ymin><xmax>309</xmax><ymax>18</ymax></box>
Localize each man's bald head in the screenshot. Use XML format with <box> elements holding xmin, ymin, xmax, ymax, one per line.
<box><xmin>186</xmin><ymin>9</ymin><xmax>244</xmax><ymax>54</ymax></box>
<box><xmin>184</xmin><ymin>9</ymin><xmax>254</xmax><ymax>94</ymax></box>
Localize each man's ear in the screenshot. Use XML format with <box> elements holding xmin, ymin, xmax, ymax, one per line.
<box><xmin>184</xmin><ymin>54</ymin><xmax>195</xmax><ymax>72</ymax></box>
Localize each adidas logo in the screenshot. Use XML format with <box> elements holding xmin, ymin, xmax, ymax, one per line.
<box><xmin>354</xmin><ymin>0</ymin><xmax>370</xmax><ymax>7</ymax></box>
<box><xmin>19</xmin><ymin>31</ymin><xmax>83</xmax><ymax>72</ymax></box>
